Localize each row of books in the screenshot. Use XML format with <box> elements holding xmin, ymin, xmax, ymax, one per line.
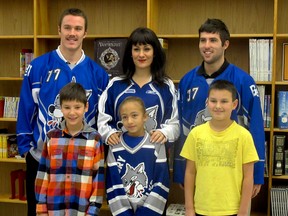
<box><xmin>257</xmin><ymin>85</ymin><xmax>271</xmax><ymax>128</ymax></box>
<box><xmin>20</xmin><ymin>48</ymin><xmax>34</xmax><ymax>77</ymax></box>
<box><xmin>0</xmin><ymin>134</ymin><xmax>19</xmax><ymax>159</ymax></box>
<box><xmin>0</xmin><ymin>97</ymin><xmax>19</xmax><ymax>118</ymax></box>
<box><xmin>249</xmin><ymin>38</ymin><xmax>273</xmax><ymax>82</ymax></box>
<box><xmin>270</xmin><ymin>186</ymin><xmax>288</xmax><ymax>215</ymax></box>
<box><xmin>272</xmin><ymin>135</ymin><xmax>288</xmax><ymax>176</ymax></box>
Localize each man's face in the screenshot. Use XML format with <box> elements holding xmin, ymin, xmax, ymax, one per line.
<box><xmin>58</xmin><ymin>15</ymin><xmax>87</xmax><ymax>52</ymax></box>
<box><xmin>199</xmin><ymin>32</ymin><xmax>229</xmax><ymax>65</ymax></box>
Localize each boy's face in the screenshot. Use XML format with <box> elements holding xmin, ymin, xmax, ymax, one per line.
<box><xmin>207</xmin><ymin>89</ymin><xmax>238</xmax><ymax>122</ymax></box>
<box><xmin>120</xmin><ymin>101</ymin><xmax>147</xmax><ymax>137</ymax></box>
<box><xmin>61</xmin><ymin>100</ymin><xmax>88</xmax><ymax>130</ymax></box>
<box><xmin>58</xmin><ymin>15</ymin><xmax>87</xmax><ymax>53</ymax></box>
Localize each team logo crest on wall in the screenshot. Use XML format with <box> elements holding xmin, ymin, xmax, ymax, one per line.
<box><xmin>99</xmin><ymin>47</ymin><xmax>120</xmax><ymax>70</ymax></box>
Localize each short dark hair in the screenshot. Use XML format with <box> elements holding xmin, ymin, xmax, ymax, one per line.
<box><xmin>208</xmin><ymin>80</ymin><xmax>237</xmax><ymax>101</ymax></box>
<box><xmin>118</xmin><ymin>96</ymin><xmax>146</xmax><ymax>118</ymax></box>
<box><xmin>122</xmin><ymin>27</ymin><xmax>167</xmax><ymax>85</ymax></box>
<box><xmin>58</xmin><ymin>8</ymin><xmax>88</xmax><ymax>31</ymax></box>
<box><xmin>199</xmin><ymin>18</ymin><xmax>230</xmax><ymax>46</ymax></box>
<box><xmin>59</xmin><ymin>83</ymin><xmax>87</xmax><ymax>105</ymax></box>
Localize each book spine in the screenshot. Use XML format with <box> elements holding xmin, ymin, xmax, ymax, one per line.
<box><xmin>282</xmin><ymin>43</ymin><xmax>288</xmax><ymax>81</ymax></box>
<box><xmin>273</xmin><ymin>135</ymin><xmax>286</xmax><ymax>175</ymax></box>
<box><xmin>277</xmin><ymin>91</ymin><xmax>288</xmax><ymax>129</ymax></box>
<box><xmin>2</xmin><ymin>135</ymin><xmax>7</xmax><ymax>158</ymax></box>
<box><xmin>0</xmin><ymin>135</ymin><xmax>3</xmax><ymax>158</ymax></box>
<box><xmin>285</xmin><ymin>150</ymin><xmax>288</xmax><ymax>175</ymax></box>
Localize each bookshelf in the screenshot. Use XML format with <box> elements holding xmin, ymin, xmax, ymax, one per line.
<box><xmin>0</xmin><ymin>0</ymin><xmax>287</xmax><ymax>215</ymax></box>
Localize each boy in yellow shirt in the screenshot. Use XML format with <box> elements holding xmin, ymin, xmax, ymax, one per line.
<box><xmin>180</xmin><ymin>80</ymin><xmax>259</xmax><ymax>216</ymax></box>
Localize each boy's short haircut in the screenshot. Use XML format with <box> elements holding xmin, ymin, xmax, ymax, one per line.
<box><xmin>118</xmin><ymin>96</ymin><xmax>146</xmax><ymax>117</ymax></box>
<box><xmin>59</xmin><ymin>82</ymin><xmax>87</xmax><ymax>105</ymax></box>
<box><xmin>208</xmin><ymin>80</ymin><xmax>237</xmax><ymax>101</ymax></box>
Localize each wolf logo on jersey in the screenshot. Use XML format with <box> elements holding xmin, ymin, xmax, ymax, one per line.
<box><xmin>193</xmin><ymin>107</ymin><xmax>211</xmax><ymax>127</ymax></box>
<box><xmin>122</xmin><ymin>163</ymin><xmax>148</xmax><ymax>198</ymax></box>
<box><xmin>145</xmin><ymin>105</ymin><xmax>158</xmax><ymax>131</ymax></box>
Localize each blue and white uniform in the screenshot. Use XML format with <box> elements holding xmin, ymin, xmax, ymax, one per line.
<box><xmin>106</xmin><ymin>131</ymin><xmax>170</xmax><ymax>216</ymax></box>
<box><xmin>173</xmin><ymin>61</ymin><xmax>265</xmax><ymax>185</ymax></box>
<box><xmin>97</xmin><ymin>76</ymin><xmax>179</xmax><ymax>143</ymax></box>
<box><xmin>17</xmin><ymin>48</ymin><xmax>109</xmax><ymax>161</ymax></box>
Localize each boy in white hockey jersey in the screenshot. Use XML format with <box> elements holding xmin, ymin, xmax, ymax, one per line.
<box><xmin>106</xmin><ymin>96</ymin><xmax>169</xmax><ymax>216</ymax></box>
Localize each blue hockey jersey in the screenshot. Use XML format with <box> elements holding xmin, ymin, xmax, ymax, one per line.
<box><xmin>97</xmin><ymin>77</ymin><xmax>179</xmax><ymax>143</ymax></box>
<box><xmin>106</xmin><ymin>131</ymin><xmax>170</xmax><ymax>216</ymax></box>
<box><xmin>173</xmin><ymin>63</ymin><xmax>265</xmax><ymax>185</ymax></box>
<box><xmin>16</xmin><ymin>50</ymin><xmax>109</xmax><ymax>161</ymax></box>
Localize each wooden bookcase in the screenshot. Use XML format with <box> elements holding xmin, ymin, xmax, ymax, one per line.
<box><xmin>0</xmin><ymin>0</ymin><xmax>287</xmax><ymax>215</ymax></box>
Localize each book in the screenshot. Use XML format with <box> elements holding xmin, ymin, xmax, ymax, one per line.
<box><xmin>282</xmin><ymin>43</ymin><xmax>288</xmax><ymax>81</ymax></box>
<box><xmin>264</xmin><ymin>140</ymin><xmax>269</xmax><ymax>176</ymax></box>
<box><xmin>166</xmin><ymin>204</ymin><xmax>185</xmax><ymax>216</ymax></box>
<box><xmin>266</xmin><ymin>94</ymin><xmax>271</xmax><ymax>128</ymax></box>
<box><xmin>1</xmin><ymin>134</ymin><xmax>7</xmax><ymax>158</ymax></box>
<box><xmin>94</xmin><ymin>38</ymin><xmax>127</xmax><ymax>78</ymax></box>
<box><xmin>285</xmin><ymin>150</ymin><xmax>288</xmax><ymax>175</ymax></box>
<box><xmin>20</xmin><ymin>48</ymin><xmax>33</xmax><ymax>77</ymax></box>
<box><xmin>0</xmin><ymin>134</ymin><xmax>18</xmax><ymax>158</ymax></box>
<box><xmin>270</xmin><ymin>186</ymin><xmax>288</xmax><ymax>215</ymax></box>
<box><xmin>273</xmin><ymin>135</ymin><xmax>286</xmax><ymax>175</ymax></box>
<box><xmin>277</xmin><ymin>91</ymin><xmax>288</xmax><ymax>129</ymax></box>
<box><xmin>0</xmin><ymin>96</ymin><xmax>4</xmax><ymax>118</ymax></box>
<box><xmin>0</xmin><ymin>135</ymin><xmax>3</xmax><ymax>158</ymax></box>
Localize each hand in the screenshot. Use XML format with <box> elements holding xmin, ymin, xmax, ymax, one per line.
<box><xmin>150</xmin><ymin>130</ymin><xmax>167</xmax><ymax>144</ymax></box>
<box><xmin>251</xmin><ymin>184</ymin><xmax>262</xmax><ymax>198</ymax></box>
<box><xmin>107</xmin><ymin>132</ymin><xmax>121</xmax><ymax>145</ymax></box>
<box><xmin>36</xmin><ymin>214</ymin><xmax>48</xmax><ymax>216</ymax></box>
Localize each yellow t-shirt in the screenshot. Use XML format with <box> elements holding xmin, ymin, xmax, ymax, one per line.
<box><xmin>180</xmin><ymin>121</ymin><xmax>259</xmax><ymax>215</ymax></box>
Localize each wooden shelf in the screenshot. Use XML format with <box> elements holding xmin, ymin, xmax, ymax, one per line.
<box><xmin>0</xmin><ymin>194</ymin><xmax>27</xmax><ymax>204</ymax></box>
<box><xmin>0</xmin><ymin>77</ymin><xmax>23</xmax><ymax>81</ymax></box>
<box><xmin>0</xmin><ymin>158</ymin><xmax>25</xmax><ymax>163</ymax></box>
<box><xmin>0</xmin><ymin>118</ymin><xmax>17</xmax><ymax>122</ymax></box>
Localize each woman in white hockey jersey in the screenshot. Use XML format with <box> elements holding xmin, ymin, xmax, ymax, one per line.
<box><xmin>97</xmin><ymin>27</ymin><xmax>179</xmax><ymax>146</ymax></box>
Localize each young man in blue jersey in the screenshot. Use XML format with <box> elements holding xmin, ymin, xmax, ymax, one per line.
<box><xmin>16</xmin><ymin>8</ymin><xmax>109</xmax><ymax>216</ymax></box>
<box><xmin>173</xmin><ymin>18</ymin><xmax>265</xmax><ymax>199</ymax></box>
<box><xmin>106</xmin><ymin>96</ymin><xmax>170</xmax><ymax>215</ymax></box>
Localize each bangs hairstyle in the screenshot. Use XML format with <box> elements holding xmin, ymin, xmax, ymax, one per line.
<box><xmin>58</xmin><ymin>8</ymin><xmax>88</xmax><ymax>31</ymax></box>
<box><xmin>122</xmin><ymin>27</ymin><xmax>167</xmax><ymax>85</ymax></box>
<box><xmin>199</xmin><ymin>18</ymin><xmax>230</xmax><ymax>46</ymax></box>
<box><xmin>59</xmin><ymin>83</ymin><xmax>87</xmax><ymax>105</ymax></box>
<box><xmin>118</xmin><ymin>96</ymin><xmax>146</xmax><ymax>118</ymax></box>
<box><xmin>208</xmin><ymin>80</ymin><xmax>237</xmax><ymax>101</ymax></box>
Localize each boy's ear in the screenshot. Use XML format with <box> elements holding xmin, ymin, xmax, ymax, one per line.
<box><xmin>232</xmin><ymin>99</ymin><xmax>238</xmax><ymax>110</ymax></box>
<box><xmin>85</xmin><ymin>102</ymin><xmax>89</xmax><ymax>112</ymax></box>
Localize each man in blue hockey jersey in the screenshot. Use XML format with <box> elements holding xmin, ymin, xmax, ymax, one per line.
<box><xmin>16</xmin><ymin>8</ymin><xmax>109</xmax><ymax>216</ymax></box>
<box><xmin>173</xmin><ymin>18</ymin><xmax>265</xmax><ymax>198</ymax></box>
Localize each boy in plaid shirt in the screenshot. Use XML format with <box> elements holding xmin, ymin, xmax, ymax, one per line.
<box><xmin>35</xmin><ymin>83</ymin><xmax>105</xmax><ymax>216</ymax></box>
